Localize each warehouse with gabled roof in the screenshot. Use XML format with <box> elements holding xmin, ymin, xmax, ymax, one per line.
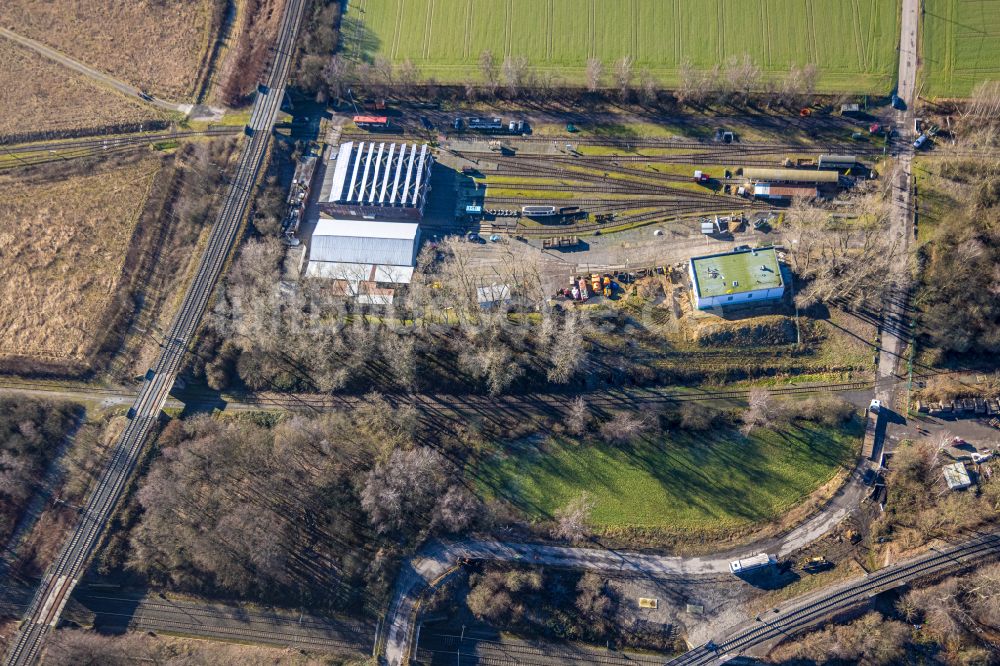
<box><xmin>306</xmin><ymin>215</ymin><xmax>421</xmax><ymax>288</ymax></box>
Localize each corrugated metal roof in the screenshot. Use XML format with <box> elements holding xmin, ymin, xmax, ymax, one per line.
<box><xmin>744</xmin><ymin>167</ymin><xmax>839</xmax><ymax>184</ymax></box>
<box><xmin>306</xmin><ymin>261</ymin><xmax>415</xmax><ymax>284</ymax></box>
<box><xmin>310</xmin><ymin>218</ymin><xmax>419</xmax><ymax>267</ymax></box>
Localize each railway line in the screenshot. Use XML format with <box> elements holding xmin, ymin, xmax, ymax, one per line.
<box><xmin>669</xmin><ymin>531</ymin><xmax>1000</xmax><ymax>666</ymax></box>
<box><xmin>0</xmin><ymin>127</ymin><xmax>241</xmax><ymax>169</ymax></box>
<box><xmin>0</xmin><ymin>0</ymin><xmax>306</xmax><ymax>663</ymax></box>
<box><xmin>72</xmin><ymin>591</ymin><xmax>373</xmax><ymax>655</ymax></box>
<box><xmin>416</xmin><ymin>630</ymin><xmax>672</xmax><ymax>666</ymax></box>
<box><xmin>0</xmin><ymin>376</ymin><xmax>875</xmax><ymax>414</ymax></box>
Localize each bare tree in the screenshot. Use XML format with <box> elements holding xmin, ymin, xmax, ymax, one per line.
<box><xmin>723</xmin><ymin>54</ymin><xmax>760</xmax><ymax>104</ymax></box>
<box><xmin>638</xmin><ymin>68</ymin><xmax>658</xmax><ymax>104</ymax></box>
<box><xmin>566</xmin><ymin>396</ymin><xmax>591</xmax><ymax>436</ymax></box>
<box><xmin>676</xmin><ymin>58</ymin><xmax>718</xmax><ymax>106</ymax></box>
<box><xmin>361</xmin><ymin>447</ymin><xmax>451</xmax><ymax>535</ymax></box>
<box><xmin>502</xmin><ymin>55</ymin><xmax>530</xmax><ymax>97</ymax></box>
<box><xmin>372</xmin><ymin>55</ymin><xmax>395</xmax><ymax>93</ymax></box>
<box><xmin>965</xmin><ymin>80</ymin><xmax>1000</xmax><ymax>120</ymax></box>
<box><xmin>612</xmin><ymin>55</ymin><xmax>635</xmax><ymax>100</ymax></box>
<box><xmin>479</xmin><ymin>49</ymin><xmax>499</xmax><ymax>96</ymax></box>
<box><xmin>741</xmin><ymin>388</ymin><xmax>776</xmax><ymax>435</ymax></box>
<box><xmin>397</xmin><ymin>58</ymin><xmax>420</xmax><ymax>96</ymax></box>
<box><xmin>321</xmin><ymin>54</ymin><xmax>353</xmax><ymax>100</ymax></box>
<box><xmin>600</xmin><ymin>410</ymin><xmax>654</xmax><ymax>444</ymax></box>
<box><xmin>783</xmin><ymin>190</ymin><xmax>903</xmax><ymax>309</ymax></box>
<box><xmin>586</xmin><ymin>57</ymin><xmax>604</xmax><ymax>92</ymax></box>
<box><xmin>551</xmin><ymin>493</ymin><xmax>593</xmax><ymax>541</ymax></box>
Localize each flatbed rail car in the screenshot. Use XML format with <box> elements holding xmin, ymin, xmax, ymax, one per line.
<box><xmin>353</xmin><ymin>115</ymin><xmax>389</xmax><ymax>130</ymax></box>
<box><xmin>522</xmin><ymin>205</ymin><xmax>558</xmax><ymax>217</ymax></box>
<box><xmin>730</xmin><ymin>553</ymin><xmax>776</xmax><ymax>575</ymax></box>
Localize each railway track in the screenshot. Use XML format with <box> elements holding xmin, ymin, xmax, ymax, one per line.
<box><xmin>0</xmin><ymin>1</ymin><xmax>306</xmax><ymax>663</ymax></box>
<box><xmin>73</xmin><ymin>593</ymin><xmax>373</xmax><ymax>655</ymax></box>
<box><xmin>344</xmin><ymin>131</ymin><xmax>885</xmax><ymax>154</ymax></box>
<box><xmin>669</xmin><ymin>531</ymin><xmax>1000</xmax><ymax>666</ymax></box>
<box><xmin>0</xmin><ymin>127</ymin><xmax>241</xmax><ymax>169</ymax></box>
<box><xmin>416</xmin><ymin>631</ymin><xmax>671</xmax><ymax>666</ymax></box>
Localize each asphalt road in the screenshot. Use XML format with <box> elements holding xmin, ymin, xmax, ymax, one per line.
<box><xmin>0</xmin><ymin>1</ymin><xmax>306</xmax><ymax>663</ymax></box>
<box><xmin>669</xmin><ymin>531</ymin><xmax>1000</xmax><ymax>665</ymax></box>
<box><xmin>0</xmin><ymin>27</ymin><xmax>221</xmax><ymax>119</ymax></box>
<box><xmin>872</xmin><ymin>0</ymin><xmax>919</xmax><ymax>461</ymax></box>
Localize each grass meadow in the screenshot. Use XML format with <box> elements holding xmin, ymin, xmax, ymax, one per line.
<box><xmin>922</xmin><ymin>0</ymin><xmax>1000</xmax><ymax>96</ymax></box>
<box><xmin>349</xmin><ymin>0</ymin><xmax>901</xmax><ymax>93</ymax></box>
<box><xmin>0</xmin><ymin>40</ymin><xmax>167</xmax><ymax>139</ymax></box>
<box><xmin>477</xmin><ymin>419</ymin><xmax>861</xmax><ymax>537</ymax></box>
<box><xmin>0</xmin><ymin>157</ymin><xmax>162</xmax><ymax>365</ymax></box>
<box><xmin>0</xmin><ymin>0</ymin><xmax>223</xmax><ymax>99</ymax></box>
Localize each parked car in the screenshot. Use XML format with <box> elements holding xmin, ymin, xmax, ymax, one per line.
<box><xmin>420</xmin><ymin>116</ymin><xmax>434</xmax><ymax>130</ymax></box>
<box><xmin>913</xmin><ymin>134</ymin><xmax>929</xmax><ymax>149</ymax></box>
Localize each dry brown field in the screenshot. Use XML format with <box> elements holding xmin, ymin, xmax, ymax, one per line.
<box><xmin>0</xmin><ymin>156</ymin><xmax>163</xmax><ymax>368</ymax></box>
<box><xmin>0</xmin><ymin>40</ymin><xmax>166</xmax><ymax>139</ymax></box>
<box><xmin>0</xmin><ymin>0</ymin><xmax>224</xmax><ymax>100</ymax></box>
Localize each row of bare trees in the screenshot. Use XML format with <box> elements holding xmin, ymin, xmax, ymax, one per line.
<box><xmin>319</xmin><ymin>48</ymin><xmax>817</xmax><ymax>106</ymax></box>
<box><xmin>677</xmin><ymin>56</ymin><xmax>820</xmax><ymax>107</ymax></box>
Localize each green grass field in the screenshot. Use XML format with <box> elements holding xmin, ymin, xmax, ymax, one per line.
<box><xmin>349</xmin><ymin>0</ymin><xmax>900</xmax><ymax>93</ymax></box>
<box><xmin>922</xmin><ymin>0</ymin><xmax>1000</xmax><ymax>96</ymax></box>
<box><xmin>477</xmin><ymin>420</ymin><xmax>860</xmax><ymax>534</ymax></box>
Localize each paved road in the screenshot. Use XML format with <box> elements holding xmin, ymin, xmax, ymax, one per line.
<box><xmin>0</xmin><ymin>27</ymin><xmax>222</xmax><ymax>119</ymax></box>
<box><xmin>872</xmin><ymin>0</ymin><xmax>919</xmax><ymax>461</ymax></box>
<box><xmin>669</xmin><ymin>531</ymin><xmax>1000</xmax><ymax>665</ymax></box>
<box><xmin>0</xmin><ymin>1</ymin><xmax>305</xmax><ymax>664</ymax></box>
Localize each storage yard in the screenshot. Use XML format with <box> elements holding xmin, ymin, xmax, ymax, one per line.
<box><xmin>351</xmin><ymin>0</ymin><xmax>901</xmax><ymax>92</ymax></box>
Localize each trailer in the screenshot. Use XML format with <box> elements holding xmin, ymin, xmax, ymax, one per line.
<box><xmin>730</xmin><ymin>553</ymin><xmax>776</xmax><ymax>575</ymax></box>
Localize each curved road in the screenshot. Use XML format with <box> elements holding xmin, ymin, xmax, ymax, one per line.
<box><xmin>0</xmin><ymin>0</ymin><xmax>305</xmax><ymax>663</ymax></box>
<box><xmin>385</xmin><ymin>3</ymin><xmax>924</xmax><ymax>663</ymax></box>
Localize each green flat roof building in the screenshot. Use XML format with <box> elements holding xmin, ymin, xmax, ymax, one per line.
<box><xmin>689</xmin><ymin>247</ymin><xmax>785</xmax><ymax>310</ymax></box>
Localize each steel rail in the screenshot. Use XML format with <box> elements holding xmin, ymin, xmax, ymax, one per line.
<box><xmin>1</xmin><ymin>1</ymin><xmax>305</xmax><ymax>663</ymax></box>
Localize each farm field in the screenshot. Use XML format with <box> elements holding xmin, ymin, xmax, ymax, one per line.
<box><xmin>350</xmin><ymin>0</ymin><xmax>901</xmax><ymax>93</ymax></box>
<box><xmin>0</xmin><ymin>156</ymin><xmax>163</xmax><ymax>368</ymax></box>
<box><xmin>922</xmin><ymin>0</ymin><xmax>1000</xmax><ymax>96</ymax></box>
<box><xmin>0</xmin><ymin>40</ymin><xmax>167</xmax><ymax>140</ymax></box>
<box><xmin>0</xmin><ymin>0</ymin><xmax>224</xmax><ymax>99</ymax></box>
<box><xmin>477</xmin><ymin>420</ymin><xmax>860</xmax><ymax>538</ymax></box>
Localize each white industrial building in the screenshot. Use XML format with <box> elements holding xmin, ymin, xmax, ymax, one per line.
<box><xmin>689</xmin><ymin>247</ymin><xmax>786</xmax><ymax>310</ymax></box>
<box><xmin>319</xmin><ymin>141</ymin><xmax>433</xmax><ymax>221</ymax></box>
<box><xmin>306</xmin><ymin>216</ymin><xmax>421</xmax><ymax>303</ymax></box>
